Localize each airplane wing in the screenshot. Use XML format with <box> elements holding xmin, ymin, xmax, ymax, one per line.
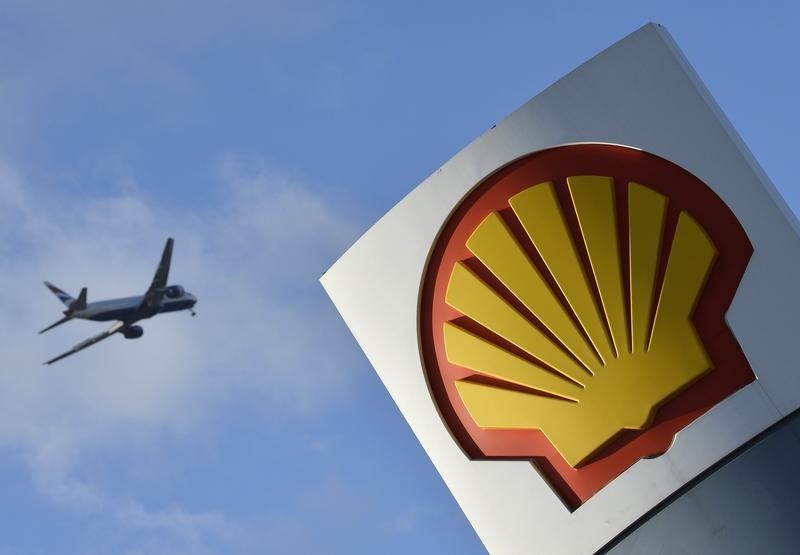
<box><xmin>142</xmin><ymin>237</ymin><xmax>174</xmax><ymax>308</ymax></box>
<box><xmin>44</xmin><ymin>321</ymin><xmax>125</xmax><ymax>365</ymax></box>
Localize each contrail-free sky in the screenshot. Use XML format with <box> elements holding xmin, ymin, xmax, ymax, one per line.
<box><xmin>0</xmin><ymin>2</ymin><xmax>796</xmax><ymax>553</ymax></box>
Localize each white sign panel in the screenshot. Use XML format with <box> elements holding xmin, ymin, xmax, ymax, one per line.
<box><xmin>322</xmin><ymin>23</ymin><xmax>800</xmax><ymax>553</ymax></box>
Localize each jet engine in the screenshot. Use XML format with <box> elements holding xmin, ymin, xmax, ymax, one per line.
<box><xmin>123</xmin><ymin>325</ymin><xmax>144</xmax><ymax>339</ymax></box>
<box><xmin>164</xmin><ymin>285</ymin><xmax>184</xmax><ymax>299</ymax></box>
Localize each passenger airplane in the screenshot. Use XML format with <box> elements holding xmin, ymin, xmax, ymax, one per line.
<box><xmin>39</xmin><ymin>237</ymin><xmax>197</xmax><ymax>365</ymax></box>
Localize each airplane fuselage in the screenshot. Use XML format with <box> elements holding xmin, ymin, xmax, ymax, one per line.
<box><xmin>40</xmin><ymin>237</ymin><xmax>197</xmax><ymax>364</ymax></box>
<box><xmin>75</xmin><ymin>291</ymin><xmax>197</xmax><ymax>323</ymax></box>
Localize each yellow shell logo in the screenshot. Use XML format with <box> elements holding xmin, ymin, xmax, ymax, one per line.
<box><xmin>420</xmin><ymin>144</ymin><xmax>754</xmax><ymax>508</ymax></box>
<box><xmin>447</xmin><ymin>178</ymin><xmax>714</xmax><ymax>467</ymax></box>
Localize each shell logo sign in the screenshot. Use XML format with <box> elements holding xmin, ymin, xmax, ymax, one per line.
<box><xmin>420</xmin><ymin>144</ymin><xmax>756</xmax><ymax>508</ymax></box>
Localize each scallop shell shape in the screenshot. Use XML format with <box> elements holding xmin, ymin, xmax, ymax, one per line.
<box><xmin>421</xmin><ymin>144</ymin><xmax>754</xmax><ymax>507</ymax></box>
<box><xmin>444</xmin><ymin>177</ymin><xmax>717</xmax><ymax>468</ymax></box>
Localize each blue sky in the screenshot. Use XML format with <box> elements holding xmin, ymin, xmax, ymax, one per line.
<box><xmin>0</xmin><ymin>1</ymin><xmax>797</xmax><ymax>553</ymax></box>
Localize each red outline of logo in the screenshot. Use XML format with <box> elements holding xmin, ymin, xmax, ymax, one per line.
<box><xmin>419</xmin><ymin>144</ymin><xmax>755</xmax><ymax>509</ymax></box>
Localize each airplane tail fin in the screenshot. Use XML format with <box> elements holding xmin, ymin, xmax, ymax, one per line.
<box><xmin>44</xmin><ymin>281</ymin><xmax>75</xmax><ymax>307</ymax></box>
<box><xmin>43</xmin><ymin>282</ymin><xmax>87</xmax><ymax>313</ymax></box>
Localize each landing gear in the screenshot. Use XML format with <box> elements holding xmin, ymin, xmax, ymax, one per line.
<box><xmin>189</xmin><ymin>308</ymin><xmax>196</xmax><ymax>317</ymax></box>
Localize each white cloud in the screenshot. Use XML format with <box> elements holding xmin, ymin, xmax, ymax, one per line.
<box><xmin>115</xmin><ymin>499</ymin><xmax>254</xmax><ymax>555</ymax></box>
<box><xmin>26</xmin><ymin>472</ymin><xmax>255</xmax><ymax>555</ymax></box>
<box><xmin>0</xmin><ymin>157</ymin><xmax>361</xmax><ymax>550</ymax></box>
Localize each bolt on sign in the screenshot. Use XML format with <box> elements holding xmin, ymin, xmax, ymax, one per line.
<box><xmin>322</xmin><ymin>24</ymin><xmax>800</xmax><ymax>553</ymax></box>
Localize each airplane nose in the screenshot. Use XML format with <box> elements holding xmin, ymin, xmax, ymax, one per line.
<box><xmin>186</xmin><ymin>292</ymin><xmax>197</xmax><ymax>305</ymax></box>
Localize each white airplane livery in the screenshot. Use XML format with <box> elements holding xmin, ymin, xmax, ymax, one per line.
<box><xmin>39</xmin><ymin>237</ymin><xmax>197</xmax><ymax>364</ymax></box>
